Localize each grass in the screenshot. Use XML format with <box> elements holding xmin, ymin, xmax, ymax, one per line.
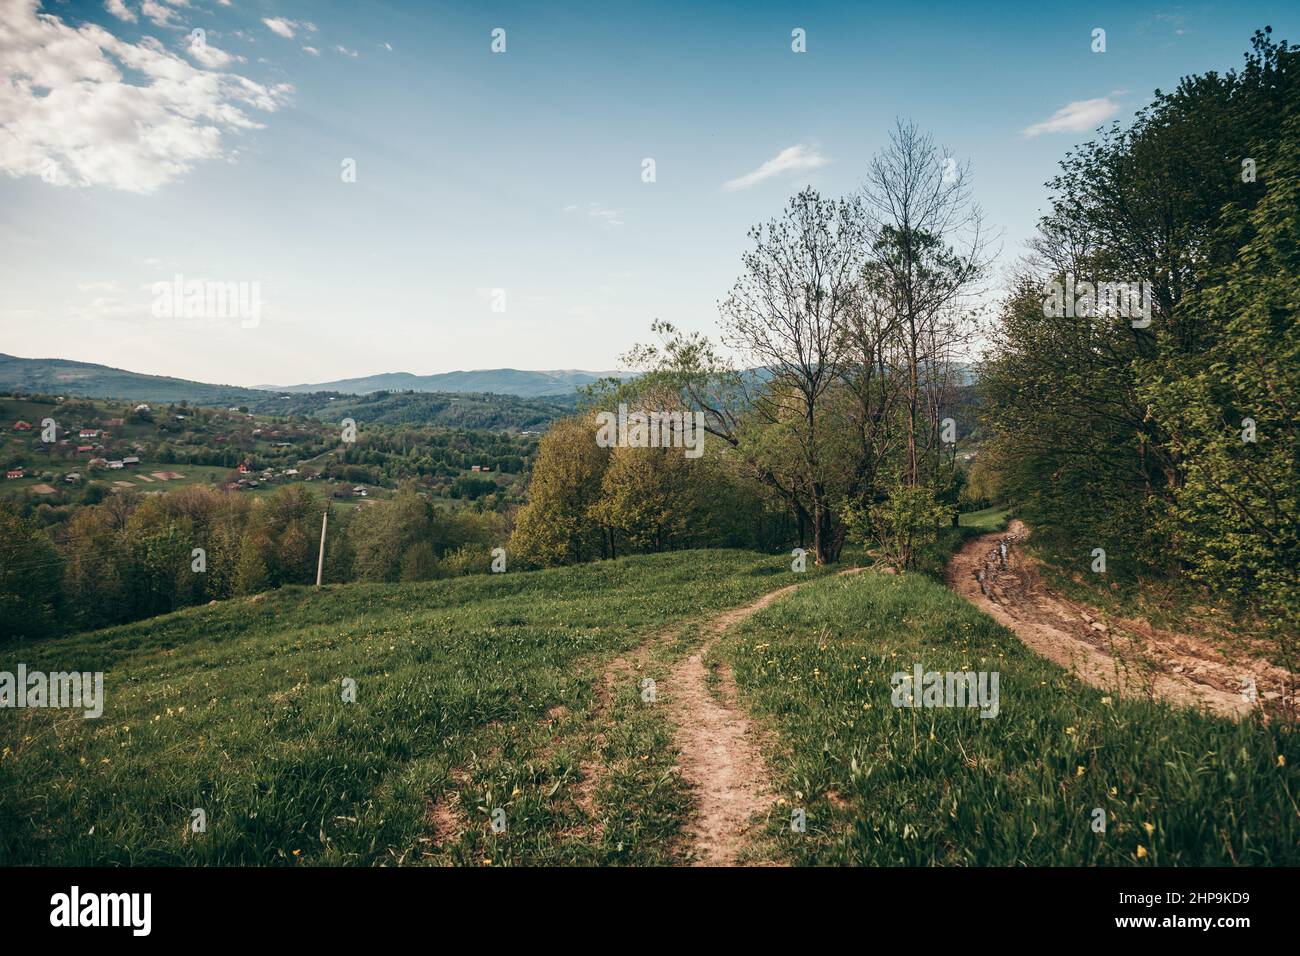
<box><xmin>959</xmin><ymin>504</ymin><xmax>1011</xmax><ymax>531</ymax></box>
<box><xmin>0</xmin><ymin>549</ymin><xmax>829</xmax><ymax>866</ymax></box>
<box><xmin>3</xmin><ymin>530</ymin><xmax>1293</xmax><ymax>867</ymax></box>
<box><xmin>714</xmin><ymin>567</ymin><xmax>1298</xmax><ymax>865</ymax></box>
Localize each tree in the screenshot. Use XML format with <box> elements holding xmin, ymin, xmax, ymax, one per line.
<box><xmin>716</xmin><ymin>188</ymin><xmax>867</xmax><ymax>563</ymax></box>
<box><xmin>860</xmin><ymin>119</ymin><xmax>989</xmax><ymax>491</ymax></box>
<box><xmin>0</xmin><ymin>500</ymin><xmax>63</xmax><ymax>641</ymax></box>
<box><xmin>509</xmin><ymin>414</ymin><xmax>609</xmax><ymax>566</ymax></box>
<box><xmin>1140</xmin><ymin>118</ymin><xmax>1300</xmax><ymax>657</ymax></box>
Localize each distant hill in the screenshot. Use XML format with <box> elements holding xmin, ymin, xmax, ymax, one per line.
<box><xmin>265</xmin><ymin>389</ymin><xmax>573</xmax><ymax>430</ymax></box>
<box><xmin>0</xmin><ymin>354</ymin><xmax>627</xmax><ymax>402</ymax></box>
<box><xmin>0</xmin><ymin>353</ymin><xmax>261</xmax><ymax>406</ymax></box>
<box><xmin>0</xmin><ymin>355</ymin><xmax>583</xmax><ymax>430</ymax></box>
<box><xmin>264</xmin><ymin>368</ymin><xmax>629</xmax><ymax>398</ymax></box>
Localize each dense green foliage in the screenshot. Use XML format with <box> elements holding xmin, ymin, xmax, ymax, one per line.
<box><xmin>980</xmin><ymin>30</ymin><xmax>1299</xmax><ymax>651</ymax></box>
<box><xmin>0</xmin><ymin>484</ymin><xmax>509</xmax><ymax>640</ymax></box>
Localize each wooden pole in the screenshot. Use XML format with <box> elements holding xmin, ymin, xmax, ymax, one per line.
<box><xmin>316</xmin><ymin>511</ymin><xmax>328</xmax><ymax>587</ymax></box>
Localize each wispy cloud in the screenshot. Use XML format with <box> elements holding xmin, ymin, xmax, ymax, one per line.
<box><xmin>564</xmin><ymin>203</ymin><xmax>623</xmax><ymax>228</ymax></box>
<box><xmin>103</xmin><ymin>0</ymin><xmax>136</xmax><ymax>23</ymax></box>
<box><xmin>1023</xmin><ymin>95</ymin><xmax>1123</xmax><ymax>137</ymax></box>
<box><xmin>140</xmin><ymin>0</ymin><xmax>186</xmax><ymax>29</ymax></box>
<box><xmin>334</xmin><ymin>45</ymin><xmax>359</xmax><ymax>59</ymax></box>
<box><xmin>723</xmin><ymin>144</ymin><xmax>828</xmax><ymax>191</ymax></box>
<box><xmin>262</xmin><ymin>17</ymin><xmax>315</xmax><ymax>40</ymax></box>
<box><xmin>186</xmin><ymin>35</ymin><xmax>245</xmax><ymax>69</ymax></box>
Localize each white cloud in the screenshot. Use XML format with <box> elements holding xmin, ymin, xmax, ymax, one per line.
<box><xmin>186</xmin><ymin>35</ymin><xmax>245</xmax><ymax>69</ymax></box>
<box><xmin>381</xmin><ymin>42</ymin><xmax>392</xmax><ymax>51</ymax></box>
<box><xmin>723</xmin><ymin>144</ymin><xmax>828</xmax><ymax>191</ymax></box>
<box><xmin>0</xmin><ymin>0</ymin><xmax>293</xmax><ymax>193</ymax></box>
<box><xmin>262</xmin><ymin>17</ymin><xmax>294</xmax><ymax>38</ymax></box>
<box><xmin>141</xmin><ymin>0</ymin><xmax>187</xmax><ymax>29</ymax></box>
<box><xmin>564</xmin><ymin>202</ymin><xmax>623</xmax><ymax>228</ymax></box>
<box><xmin>262</xmin><ymin>17</ymin><xmax>314</xmax><ymax>40</ymax></box>
<box><xmin>1023</xmin><ymin>95</ymin><xmax>1123</xmax><ymax>137</ymax></box>
<box><xmin>302</xmin><ymin>45</ymin><xmax>319</xmax><ymax>56</ymax></box>
<box><xmin>334</xmin><ymin>44</ymin><xmax>357</xmax><ymax>58</ymax></box>
<box><xmin>103</xmin><ymin>0</ymin><xmax>136</xmax><ymax>23</ymax></box>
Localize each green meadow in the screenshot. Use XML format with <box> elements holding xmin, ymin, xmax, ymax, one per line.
<box><xmin>715</xmin><ymin>569</ymin><xmax>1298</xmax><ymax>865</ymax></box>
<box><xmin>1</xmin><ymin>542</ymin><xmax>1293</xmax><ymax>866</ymax></box>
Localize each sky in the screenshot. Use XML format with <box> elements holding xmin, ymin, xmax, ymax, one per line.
<box><xmin>1</xmin><ymin>0</ymin><xmax>1295</xmax><ymax>387</ymax></box>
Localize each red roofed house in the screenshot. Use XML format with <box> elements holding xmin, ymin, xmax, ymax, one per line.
<box><xmin>13</xmin><ymin>421</ymin><xmax>32</xmax><ymax>431</ymax></box>
<box><xmin>6</xmin><ymin>468</ymin><xmax>23</xmax><ymax>479</ymax></box>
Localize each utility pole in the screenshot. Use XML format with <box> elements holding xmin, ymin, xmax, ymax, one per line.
<box><xmin>316</xmin><ymin>510</ymin><xmax>328</xmax><ymax>587</ymax></box>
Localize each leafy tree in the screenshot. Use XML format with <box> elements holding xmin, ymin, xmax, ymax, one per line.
<box><xmin>0</xmin><ymin>500</ymin><xmax>63</xmax><ymax>640</ymax></box>
<box><xmin>509</xmin><ymin>415</ymin><xmax>609</xmax><ymax>566</ymax></box>
<box><xmin>1139</xmin><ymin>118</ymin><xmax>1300</xmax><ymax>652</ymax></box>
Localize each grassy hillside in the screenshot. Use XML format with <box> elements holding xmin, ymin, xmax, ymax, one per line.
<box><xmin>715</xmin><ymin>571</ymin><xmax>1298</xmax><ymax>865</ymax></box>
<box><xmin>1</xmin><ymin>546</ymin><xmax>1292</xmax><ymax>866</ymax></box>
<box><xmin>0</xmin><ymin>550</ymin><xmax>829</xmax><ymax>865</ymax></box>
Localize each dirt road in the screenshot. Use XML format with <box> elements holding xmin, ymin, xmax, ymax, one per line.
<box><xmin>947</xmin><ymin>520</ymin><xmax>1292</xmax><ymax>718</ymax></box>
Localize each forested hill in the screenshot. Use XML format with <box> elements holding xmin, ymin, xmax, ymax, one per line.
<box><xmin>0</xmin><ymin>355</ymin><xmax>576</xmax><ymax>430</ymax></box>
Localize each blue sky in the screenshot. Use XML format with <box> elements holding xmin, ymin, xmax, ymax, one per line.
<box><xmin>1</xmin><ymin>0</ymin><xmax>1294</xmax><ymax>386</ymax></box>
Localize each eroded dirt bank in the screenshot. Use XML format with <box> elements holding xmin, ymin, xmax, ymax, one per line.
<box><xmin>947</xmin><ymin>520</ymin><xmax>1292</xmax><ymax>718</ymax></box>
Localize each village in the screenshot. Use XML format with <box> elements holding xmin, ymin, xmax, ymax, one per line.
<box><xmin>4</xmin><ymin>402</ymin><xmax>317</xmax><ymax>498</ymax></box>
<box><xmin>0</xmin><ymin>392</ymin><xmax>536</xmax><ymax>524</ymax></box>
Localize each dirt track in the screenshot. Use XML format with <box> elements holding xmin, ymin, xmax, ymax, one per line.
<box><xmin>947</xmin><ymin>520</ymin><xmax>1293</xmax><ymax>718</ymax></box>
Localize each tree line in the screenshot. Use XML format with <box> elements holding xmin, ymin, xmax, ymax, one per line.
<box><xmin>511</xmin><ymin>118</ymin><xmax>989</xmax><ymax>571</ymax></box>
<box><xmin>1</xmin><ymin>485</ymin><xmax>506</xmax><ymax>640</ymax></box>
<box><xmin>978</xmin><ymin>28</ymin><xmax>1298</xmax><ymax>654</ymax></box>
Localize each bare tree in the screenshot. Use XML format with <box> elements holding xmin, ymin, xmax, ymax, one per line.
<box><xmin>861</xmin><ymin>119</ymin><xmax>991</xmax><ymax>488</ymax></box>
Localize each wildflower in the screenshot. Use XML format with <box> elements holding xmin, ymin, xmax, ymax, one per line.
<box><xmin>1142</xmin><ymin>822</ymin><xmax>1155</xmax><ymax>836</ymax></box>
<box><xmin>1075</xmin><ymin>765</ymin><xmax>1085</xmax><ymax>777</ymax></box>
<box><xmin>1279</xmin><ymin>755</ymin><xmax>1286</xmax><ymax>768</ymax></box>
<box><xmin>1136</xmin><ymin>845</ymin><xmax>1148</xmax><ymax>859</ymax></box>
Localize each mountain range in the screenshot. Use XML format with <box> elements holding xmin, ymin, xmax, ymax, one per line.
<box><xmin>0</xmin><ymin>354</ymin><xmax>626</xmax><ymax>403</ymax></box>
<box><xmin>261</xmin><ymin>368</ymin><xmax>628</xmax><ymax>398</ymax></box>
